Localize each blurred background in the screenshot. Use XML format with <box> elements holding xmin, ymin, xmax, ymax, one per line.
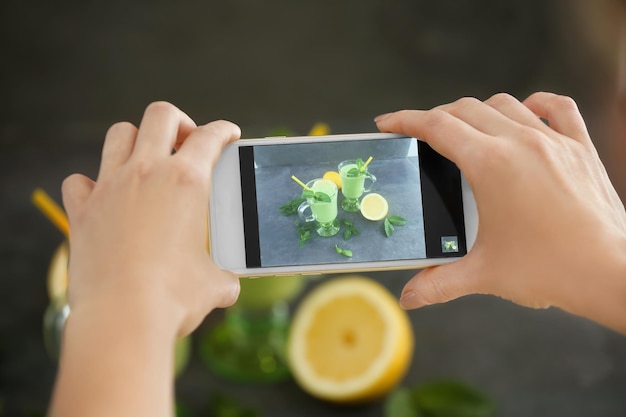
<box><xmin>1</xmin><ymin>0</ymin><xmax>625</xmax><ymax>416</ymax></box>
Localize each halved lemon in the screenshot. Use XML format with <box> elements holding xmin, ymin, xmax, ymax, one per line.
<box><xmin>323</xmin><ymin>171</ymin><xmax>342</xmax><ymax>189</ymax></box>
<box><xmin>360</xmin><ymin>193</ymin><xmax>388</xmax><ymax>221</ymax></box>
<box><xmin>287</xmin><ymin>276</ymin><xmax>414</xmax><ymax>403</ymax></box>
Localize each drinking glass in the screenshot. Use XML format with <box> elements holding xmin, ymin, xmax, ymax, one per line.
<box><xmin>338</xmin><ymin>160</ymin><xmax>376</xmax><ymax>212</ymax></box>
<box><xmin>199</xmin><ymin>275</ymin><xmax>306</xmax><ymax>383</ymax></box>
<box><xmin>297</xmin><ymin>178</ymin><xmax>340</xmax><ymax>237</ymax></box>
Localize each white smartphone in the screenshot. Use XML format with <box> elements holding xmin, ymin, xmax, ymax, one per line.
<box><xmin>209</xmin><ymin>133</ymin><xmax>477</xmax><ymax>277</ymax></box>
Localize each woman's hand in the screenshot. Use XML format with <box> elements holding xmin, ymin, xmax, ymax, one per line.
<box><xmin>376</xmin><ymin>92</ymin><xmax>626</xmax><ymax>333</ymax></box>
<box><xmin>62</xmin><ymin>101</ymin><xmax>241</xmax><ymax>336</ymax></box>
<box><xmin>50</xmin><ymin>102</ymin><xmax>241</xmax><ymax>417</ymax></box>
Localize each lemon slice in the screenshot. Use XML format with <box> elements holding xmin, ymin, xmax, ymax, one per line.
<box><xmin>360</xmin><ymin>193</ymin><xmax>388</xmax><ymax>221</ymax></box>
<box><xmin>287</xmin><ymin>276</ymin><xmax>414</xmax><ymax>403</ymax></box>
<box><xmin>323</xmin><ymin>171</ymin><xmax>342</xmax><ymax>189</ymax></box>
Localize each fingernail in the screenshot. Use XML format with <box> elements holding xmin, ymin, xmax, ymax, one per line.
<box><xmin>374</xmin><ymin>112</ymin><xmax>392</xmax><ymax>123</ymax></box>
<box><xmin>399</xmin><ymin>290</ymin><xmax>417</xmax><ymax>309</ymax></box>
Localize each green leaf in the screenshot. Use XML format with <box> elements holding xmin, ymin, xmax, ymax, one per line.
<box><xmin>279</xmin><ymin>197</ymin><xmax>304</xmax><ymax>216</ymax></box>
<box><xmin>314</xmin><ymin>191</ymin><xmax>331</xmax><ymax>203</ymax></box>
<box><xmin>335</xmin><ymin>245</ymin><xmax>353</xmax><ymax>257</ymax></box>
<box><xmin>208</xmin><ymin>393</ymin><xmax>259</xmax><ymax>417</ymax></box>
<box><xmin>298</xmin><ymin>230</ymin><xmax>312</xmax><ymax>247</ymax></box>
<box><xmin>341</xmin><ymin>219</ymin><xmax>360</xmax><ymax>240</ymax></box>
<box><xmin>385</xmin><ymin>387</ymin><xmax>424</xmax><ymax>417</ymax></box>
<box><xmin>388</xmin><ymin>215</ymin><xmax>407</xmax><ymax>226</ymax></box>
<box><xmin>346</xmin><ymin>167</ymin><xmax>360</xmax><ymax>177</ymax></box>
<box><xmin>412</xmin><ymin>380</ymin><xmax>495</xmax><ymax>417</ymax></box>
<box><xmin>301</xmin><ymin>189</ymin><xmax>314</xmax><ymax>199</ymax></box>
<box><xmin>384</xmin><ymin>218</ymin><xmax>395</xmax><ymax>237</ymax></box>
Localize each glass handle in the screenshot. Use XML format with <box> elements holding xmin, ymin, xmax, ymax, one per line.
<box><xmin>298</xmin><ymin>201</ymin><xmax>314</xmax><ymax>222</ymax></box>
<box><xmin>363</xmin><ymin>173</ymin><xmax>376</xmax><ymax>193</ymax></box>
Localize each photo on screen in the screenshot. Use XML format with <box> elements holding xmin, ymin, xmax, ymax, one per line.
<box><xmin>250</xmin><ymin>138</ymin><xmax>427</xmax><ymax>267</ymax></box>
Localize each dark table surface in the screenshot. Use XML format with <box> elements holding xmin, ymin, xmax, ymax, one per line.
<box><xmin>2</xmin><ymin>1</ymin><xmax>626</xmax><ymax>416</ymax></box>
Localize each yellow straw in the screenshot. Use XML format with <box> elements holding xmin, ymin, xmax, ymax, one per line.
<box><xmin>360</xmin><ymin>156</ymin><xmax>373</xmax><ymax>172</ymax></box>
<box><xmin>291</xmin><ymin>175</ymin><xmax>311</xmax><ymax>190</ymax></box>
<box><xmin>31</xmin><ymin>188</ymin><xmax>70</xmax><ymax>238</ymax></box>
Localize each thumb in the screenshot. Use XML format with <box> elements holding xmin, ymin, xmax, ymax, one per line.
<box><xmin>399</xmin><ymin>258</ymin><xmax>480</xmax><ymax>309</ymax></box>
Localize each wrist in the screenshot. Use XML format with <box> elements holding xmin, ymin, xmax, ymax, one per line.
<box><xmin>68</xmin><ymin>278</ymin><xmax>185</xmax><ymax>338</ymax></box>
<box><xmin>51</xmin><ymin>291</ymin><xmax>180</xmax><ymax>417</ymax></box>
<box><xmin>562</xmin><ymin>235</ymin><xmax>626</xmax><ymax>334</ymax></box>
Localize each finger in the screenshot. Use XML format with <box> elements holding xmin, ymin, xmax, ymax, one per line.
<box><xmin>398</xmin><ymin>257</ymin><xmax>481</xmax><ymax>309</ymax></box>
<box><xmin>523</xmin><ymin>92</ymin><xmax>593</xmax><ymax>147</ymax></box>
<box><xmin>375</xmin><ymin>109</ymin><xmax>489</xmax><ymax>177</ymax></box>
<box><xmin>430</xmin><ymin>96</ymin><xmax>537</xmax><ymax>138</ymax></box>
<box><xmin>483</xmin><ymin>93</ymin><xmax>555</xmax><ymax>134</ymax></box>
<box><xmin>97</xmin><ymin>122</ymin><xmax>138</xmax><ymax>180</ymax></box>
<box><xmin>174</xmin><ymin>120</ymin><xmax>241</xmax><ymax>175</ymax></box>
<box><xmin>132</xmin><ymin>101</ymin><xmax>197</xmax><ymax>159</ymax></box>
<box><xmin>178</xmin><ymin>268</ymin><xmax>240</xmax><ymax>337</ymax></box>
<box><xmin>61</xmin><ymin>173</ymin><xmax>96</xmax><ymax>222</ymax></box>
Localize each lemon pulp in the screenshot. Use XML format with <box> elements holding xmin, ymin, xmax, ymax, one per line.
<box><xmin>360</xmin><ymin>193</ymin><xmax>388</xmax><ymax>221</ymax></box>
<box><xmin>305</xmin><ymin>294</ymin><xmax>386</xmax><ymax>381</ymax></box>
<box><xmin>288</xmin><ymin>276</ymin><xmax>414</xmax><ymax>403</ymax></box>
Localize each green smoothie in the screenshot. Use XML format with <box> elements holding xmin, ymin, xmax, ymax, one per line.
<box><xmin>236</xmin><ymin>275</ymin><xmax>306</xmax><ymax>310</ymax></box>
<box><xmin>339</xmin><ymin>163</ymin><xmax>365</xmax><ymax>199</ymax></box>
<box><xmin>310</xmin><ymin>179</ymin><xmax>338</xmax><ymax>224</ymax></box>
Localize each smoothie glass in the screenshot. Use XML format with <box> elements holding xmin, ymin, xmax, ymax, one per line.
<box><xmin>297</xmin><ymin>178</ymin><xmax>340</xmax><ymax>237</ymax></box>
<box><xmin>199</xmin><ymin>275</ymin><xmax>306</xmax><ymax>383</ymax></box>
<box><xmin>338</xmin><ymin>160</ymin><xmax>376</xmax><ymax>212</ymax></box>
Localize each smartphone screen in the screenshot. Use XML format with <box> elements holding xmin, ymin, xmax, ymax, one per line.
<box><xmin>237</xmin><ymin>137</ymin><xmax>467</xmax><ymax>269</ymax></box>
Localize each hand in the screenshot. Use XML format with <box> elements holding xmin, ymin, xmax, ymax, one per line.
<box><xmin>62</xmin><ymin>101</ymin><xmax>241</xmax><ymax>337</ymax></box>
<box><xmin>376</xmin><ymin>92</ymin><xmax>626</xmax><ymax>333</ymax></box>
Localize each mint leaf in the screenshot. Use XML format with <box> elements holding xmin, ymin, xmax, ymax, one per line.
<box><xmin>384</xmin><ymin>387</ymin><xmax>423</xmax><ymax>417</ymax></box>
<box><xmin>412</xmin><ymin>380</ymin><xmax>495</xmax><ymax>417</ymax></box>
<box><xmin>302</xmin><ymin>189</ymin><xmax>331</xmax><ymax>203</ymax></box>
<box><xmin>208</xmin><ymin>393</ymin><xmax>259</xmax><ymax>417</ymax></box>
<box><xmin>279</xmin><ymin>197</ymin><xmax>305</xmax><ymax>216</ymax></box>
<box><xmin>388</xmin><ymin>215</ymin><xmax>407</xmax><ymax>226</ymax></box>
<box><xmin>335</xmin><ymin>245</ymin><xmax>353</xmax><ymax>257</ymax></box>
<box><xmin>342</xmin><ymin>219</ymin><xmax>360</xmax><ymax>240</ymax></box>
<box><xmin>314</xmin><ymin>191</ymin><xmax>331</xmax><ymax>203</ymax></box>
<box><xmin>384</xmin><ymin>217</ymin><xmax>395</xmax><ymax>237</ymax></box>
<box><xmin>296</xmin><ymin>221</ymin><xmax>315</xmax><ymax>247</ymax></box>
<box><xmin>346</xmin><ymin>167</ymin><xmax>360</xmax><ymax>177</ymax></box>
